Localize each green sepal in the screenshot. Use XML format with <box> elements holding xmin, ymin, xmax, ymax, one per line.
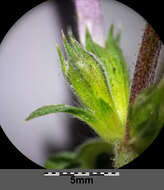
<box><xmin>25</xmin><ymin>104</ymin><xmax>96</xmax><ymax>125</ymax></box>
<box><xmin>85</xmin><ymin>26</ymin><xmax>130</xmax><ymax>127</ymax></box>
<box><xmin>61</xmin><ymin>33</ymin><xmax>115</xmax><ymax>112</ymax></box>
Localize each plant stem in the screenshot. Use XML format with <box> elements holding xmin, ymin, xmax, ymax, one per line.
<box><xmin>113</xmin><ymin>139</ymin><xmax>138</xmax><ymax>168</ymax></box>
<box><xmin>130</xmin><ymin>23</ymin><xmax>161</xmax><ymax>103</ymax></box>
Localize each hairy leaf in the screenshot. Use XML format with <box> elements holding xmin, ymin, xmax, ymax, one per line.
<box><xmin>129</xmin><ymin>77</ymin><xmax>164</xmax><ymax>154</ymax></box>
<box><xmin>45</xmin><ymin>139</ymin><xmax>115</xmax><ymax>169</ymax></box>
<box><xmin>45</xmin><ymin>152</ymin><xmax>80</xmax><ymax>169</ymax></box>
<box><xmin>26</xmin><ymin>104</ymin><xmax>96</xmax><ymax>124</ymax></box>
<box><xmin>26</xmin><ymin>103</ymin><xmax>123</xmax><ymax>142</ymax></box>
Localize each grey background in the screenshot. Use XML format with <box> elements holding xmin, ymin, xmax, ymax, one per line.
<box><xmin>0</xmin><ymin>170</ymin><xmax>163</xmax><ymax>189</ymax></box>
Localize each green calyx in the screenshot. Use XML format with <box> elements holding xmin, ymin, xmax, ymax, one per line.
<box><xmin>26</xmin><ymin>25</ymin><xmax>130</xmax><ymax>143</ymax></box>
<box><xmin>57</xmin><ymin>26</ymin><xmax>130</xmax><ymax>142</ymax></box>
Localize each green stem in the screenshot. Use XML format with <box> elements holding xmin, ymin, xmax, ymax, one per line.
<box><xmin>113</xmin><ymin>140</ymin><xmax>138</xmax><ymax>168</ymax></box>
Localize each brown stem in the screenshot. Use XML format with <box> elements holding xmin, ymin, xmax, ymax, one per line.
<box><xmin>123</xmin><ymin>120</ymin><xmax>130</xmax><ymax>145</ymax></box>
<box><xmin>130</xmin><ymin>23</ymin><xmax>162</xmax><ymax>103</ymax></box>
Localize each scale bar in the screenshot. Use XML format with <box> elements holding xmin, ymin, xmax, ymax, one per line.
<box><xmin>44</xmin><ymin>171</ymin><xmax>120</xmax><ymax>177</ymax></box>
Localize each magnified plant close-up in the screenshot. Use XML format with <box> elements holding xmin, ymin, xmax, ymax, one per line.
<box><xmin>25</xmin><ymin>24</ymin><xmax>164</xmax><ymax>169</ymax></box>
<box><xmin>1</xmin><ymin>0</ymin><xmax>164</xmax><ymax>170</ymax></box>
